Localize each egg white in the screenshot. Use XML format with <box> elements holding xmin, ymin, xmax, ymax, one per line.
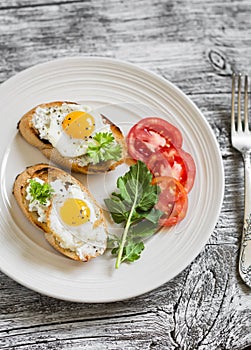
<box><xmin>32</xmin><ymin>103</ymin><xmax>110</xmax><ymax>158</ymax></box>
<box><xmin>47</xmin><ymin>178</ymin><xmax>107</xmax><ymax>260</ymax></box>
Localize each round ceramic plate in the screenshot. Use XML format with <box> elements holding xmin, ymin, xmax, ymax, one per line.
<box><xmin>0</xmin><ymin>57</ymin><xmax>224</xmax><ymax>302</ymax></box>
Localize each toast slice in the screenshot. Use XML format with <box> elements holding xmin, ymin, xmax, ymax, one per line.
<box><xmin>18</xmin><ymin>101</ymin><xmax>126</xmax><ymax>174</ymax></box>
<box><xmin>13</xmin><ymin>164</ymin><xmax>107</xmax><ymax>261</ymax></box>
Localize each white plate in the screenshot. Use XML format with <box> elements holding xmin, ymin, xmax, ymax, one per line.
<box><xmin>0</xmin><ymin>57</ymin><xmax>224</xmax><ymax>302</ymax></box>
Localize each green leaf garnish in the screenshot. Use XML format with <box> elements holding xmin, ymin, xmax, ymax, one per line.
<box><xmin>28</xmin><ymin>179</ymin><xmax>54</xmax><ymax>205</ymax></box>
<box><xmin>123</xmin><ymin>241</ymin><xmax>145</xmax><ymax>262</ymax></box>
<box><xmin>86</xmin><ymin>132</ymin><xmax>122</xmax><ymax>164</ymax></box>
<box><xmin>104</xmin><ymin>160</ymin><xmax>163</xmax><ymax>268</ymax></box>
<box><xmin>111</xmin><ymin>241</ymin><xmax>145</xmax><ymax>263</ymax></box>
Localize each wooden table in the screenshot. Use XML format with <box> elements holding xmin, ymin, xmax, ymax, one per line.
<box><xmin>0</xmin><ymin>1</ymin><xmax>251</xmax><ymax>349</ymax></box>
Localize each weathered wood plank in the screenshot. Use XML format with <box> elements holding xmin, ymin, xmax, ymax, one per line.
<box><xmin>1</xmin><ymin>245</ymin><xmax>250</xmax><ymax>349</ymax></box>
<box><xmin>0</xmin><ymin>0</ymin><xmax>251</xmax><ymax>89</ymax></box>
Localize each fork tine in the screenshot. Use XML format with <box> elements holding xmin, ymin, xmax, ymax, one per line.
<box><xmin>244</xmin><ymin>75</ymin><xmax>249</xmax><ymax>131</ymax></box>
<box><xmin>237</xmin><ymin>74</ymin><xmax>242</xmax><ymax>131</ymax></box>
<box><xmin>231</xmin><ymin>73</ymin><xmax>236</xmax><ymax>133</ymax></box>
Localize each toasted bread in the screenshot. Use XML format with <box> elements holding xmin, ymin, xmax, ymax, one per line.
<box><xmin>18</xmin><ymin>101</ymin><xmax>126</xmax><ymax>174</ymax></box>
<box><xmin>13</xmin><ymin>164</ymin><xmax>108</xmax><ymax>261</ymax></box>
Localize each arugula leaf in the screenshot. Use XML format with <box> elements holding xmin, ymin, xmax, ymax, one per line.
<box><xmin>107</xmin><ymin>209</ymin><xmax>162</xmax><ymax>264</ymax></box>
<box><xmin>110</xmin><ymin>241</ymin><xmax>144</xmax><ymax>262</ymax></box>
<box><xmin>104</xmin><ymin>195</ymin><xmax>128</xmax><ymax>224</ymax></box>
<box><xmin>29</xmin><ymin>179</ymin><xmax>54</xmax><ymax>205</ymax></box>
<box><xmin>104</xmin><ymin>160</ymin><xmax>162</xmax><ymax>268</ymax></box>
<box><xmin>86</xmin><ymin>132</ymin><xmax>122</xmax><ymax>164</ymax></box>
<box><xmin>122</xmin><ymin>241</ymin><xmax>145</xmax><ymax>262</ymax></box>
<box><xmin>128</xmin><ymin>209</ymin><xmax>163</xmax><ymax>239</ymax></box>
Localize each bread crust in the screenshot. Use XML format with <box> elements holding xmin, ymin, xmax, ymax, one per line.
<box><xmin>18</xmin><ymin>101</ymin><xmax>126</xmax><ymax>174</ymax></box>
<box><xmin>13</xmin><ymin>164</ymin><xmax>107</xmax><ymax>261</ymax></box>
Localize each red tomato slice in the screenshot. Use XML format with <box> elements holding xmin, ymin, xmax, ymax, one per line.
<box><xmin>158</xmin><ymin>146</ymin><xmax>196</xmax><ymax>192</ymax></box>
<box><xmin>132</xmin><ymin>117</ymin><xmax>183</xmax><ymax>148</ymax></box>
<box><xmin>177</xmin><ymin>149</ymin><xmax>196</xmax><ymax>192</ymax></box>
<box><xmin>146</xmin><ymin>152</ymin><xmax>173</xmax><ymax>178</ymax></box>
<box><xmin>126</xmin><ymin>129</ymin><xmax>155</xmax><ymax>163</ymax></box>
<box><xmin>146</xmin><ymin>145</ymin><xmax>195</xmax><ymax>192</ymax></box>
<box><xmin>147</xmin><ymin>145</ymin><xmax>186</xmax><ymax>184</ymax></box>
<box><xmin>127</xmin><ymin>117</ymin><xmax>183</xmax><ymax>162</ymax></box>
<box><xmin>152</xmin><ymin>176</ymin><xmax>188</xmax><ymax>227</ymax></box>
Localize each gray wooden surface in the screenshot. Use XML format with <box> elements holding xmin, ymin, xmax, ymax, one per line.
<box><xmin>0</xmin><ymin>0</ymin><xmax>251</xmax><ymax>349</ymax></box>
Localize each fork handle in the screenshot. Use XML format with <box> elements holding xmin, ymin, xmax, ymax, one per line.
<box><xmin>240</xmin><ymin>152</ymin><xmax>251</xmax><ymax>287</ymax></box>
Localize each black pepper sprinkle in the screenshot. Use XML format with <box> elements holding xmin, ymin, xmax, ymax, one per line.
<box><xmin>64</xmin><ymin>181</ymin><xmax>73</xmax><ymax>189</ymax></box>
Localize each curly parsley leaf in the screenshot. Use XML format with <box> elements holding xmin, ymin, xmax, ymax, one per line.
<box><xmin>104</xmin><ymin>160</ymin><xmax>162</xmax><ymax>268</ymax></box>
<box><xmin>29</xmin><ymin>179</ymin><xmax>54</xmax><ymax>205</ymax></box>
<box><xmin>86</xmin><ymin>132</ymin><xmax>122</xmax><ymax>164</ymax></box>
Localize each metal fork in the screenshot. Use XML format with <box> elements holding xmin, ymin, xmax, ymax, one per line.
<box><xmin>231</xmin><ymin>73</ymin><xmax>251</xmax><ymax>288</ymax></box>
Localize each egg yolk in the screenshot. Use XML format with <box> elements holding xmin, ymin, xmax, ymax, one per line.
<box><xmin>60</xmin><ymin>198</ymin><xmax>91</xmax><ymax>226</ymax></box>
<box><xmin>62</xmin><ymin>111</ymin><xmax>95</xmax><ymax>139</ymax></box>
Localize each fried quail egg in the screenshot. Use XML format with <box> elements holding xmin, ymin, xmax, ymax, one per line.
<box><xmin>32</xmin><ymin>103</ymin><xmax>110</xmax><ymax>157</ymax></box>
<box><xmin>47</xmin><ymin>178</ymin><xmax>107</xmax><ymax>260</ymax></box>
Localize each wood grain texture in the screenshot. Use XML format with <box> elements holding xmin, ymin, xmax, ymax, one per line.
<box><xmin>0</xmin><ymin>0</ymin><xmax>251</xmax><ymax>349</ymax></box>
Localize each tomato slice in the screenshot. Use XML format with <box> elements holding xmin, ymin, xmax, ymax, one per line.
<box><xmin>132</xmin><ymin>117</ymin><xmax>183</xmax><ymax>148</ymax></box>
<box><xmin>126</xmin><ymin>129</ymin><xmax>155</xmax><ymax>163</ymax></box>
<box><xmin>127</xmin><ymin>117</ymin><xmax>183</xmax><ymax>162</ymax></box>
<box><xmin>147</xmin><ymin>152</ymin><xmax>173</xmax><ymax>178</ymax></box>
<box><xmin>146</xmin><ymin>145</ymin><xmax>187</xmax><ymax>184</ymax></box>
<box><xmin>160</xmin><ymin>146</ymin><xmax>196</xmax><ymax>192</ymax></box>
<box><xmin>152</xmin><ymin>176</ymin><xmax>188</xmax><ymax>227</ymax></box>
<box><xmin>146</xmin><ymin>145</ymin><xmax>195</xmax><ymax>192</ymax></box>
<box><xmin>177</xmin><ymin>149</ymin><xmax>196</xmax><ymax>192</ymax></box>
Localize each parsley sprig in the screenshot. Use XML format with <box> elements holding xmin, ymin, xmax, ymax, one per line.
<box><xmin>86</xmin><ymin>132</ymin><xmax>122</xmax><ymax>164</ymax></box>
<box><xmin>105</xmin><ymin>160</ymin><xmax>163</xmax><ymax>268</ymax></box>
<box><xmin>28</xmin><ymin>179</ymin><xmax>54</xmax><ymax>205</ymax></box>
